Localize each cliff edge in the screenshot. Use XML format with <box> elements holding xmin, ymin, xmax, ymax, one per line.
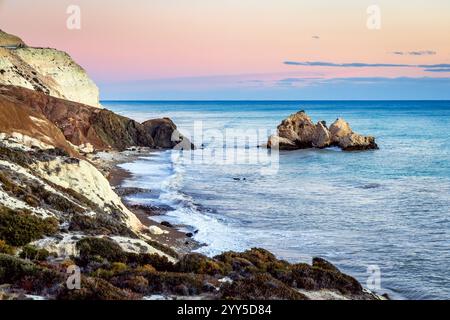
<box><xmin>0</xmin><ymin>30</ymin><xmax>100</xmax><ymax>108</ymax></box>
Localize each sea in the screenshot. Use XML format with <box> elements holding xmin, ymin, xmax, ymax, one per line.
<box><xmin>103</xmin><ymin>100</ymin><xmax>450</xmax><ymax>300</ymax></box>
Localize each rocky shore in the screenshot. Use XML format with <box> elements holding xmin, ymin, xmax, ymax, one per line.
<box><xmin>0</xmin><ymin>90</ymin><xmax>384</xmax><ymax>300</ymax></box>
<box><xmin>0</xmin><ymin>30</ymin><xmax>385</xmax><ymax>300</ymax></box>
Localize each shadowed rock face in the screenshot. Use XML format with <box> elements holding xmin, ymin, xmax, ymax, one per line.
<box><xmin>0</xmin><ymin>85</ymin><xmax>152</xmax><ymax>151</ymax></box>
<box><xmin>0</xmin><ymin>87</ymin><xmax>79</xmax><ymax>156</ymax></box>
<box><xmin>268</xmin><ymin>110</ymin><xmax>378</xmax><ymax>151</ymax></box>
<box><xmin>0</xmin><ymin>85</ymin><xmax>190</xmax><ymax>152</ymax></box>
<box><xmin>142</xmin><ymin>118</ymin><xmax>194</xmax><ymax>150</ymax></box>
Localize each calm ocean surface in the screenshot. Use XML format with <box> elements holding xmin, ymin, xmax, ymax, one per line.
<box><xmin>104</xmin><ymin>101</ymin><xmax>450</xmax><ymax>300</ymax></box>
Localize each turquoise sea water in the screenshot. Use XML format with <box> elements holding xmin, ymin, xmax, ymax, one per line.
<box><xmin>104</xmin><ymin>101</ymin><xmax>450</xmax><ymax>300</ymax></box>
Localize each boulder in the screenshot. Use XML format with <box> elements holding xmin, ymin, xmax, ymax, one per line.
<box><xmin>267</xmin><ymin>135</ymin><xmax>297</xmax><ymax>150</ymax></box>
<box><xmin>142</xmin><ymin>118</ymin><xmax>194</xmax><ymax>150</ymax></box>
<box><xmin>329</xmin><ymin>118</ymin><xmax>378</xmax><ymax>151</ymax></box>
<box><xmin>277</xmin><ymin>110</ymin><xmax>316</xmax><ymax>148</ymax></box>
<box><xmin>148</xmin><ymin>225</ymin><xmax>169</xmax><ymax>236</ymax></box>
<box><xmin>312</xmin><ymin>121</ymin><xmax>331</xmax><ymax>148</ymax></box>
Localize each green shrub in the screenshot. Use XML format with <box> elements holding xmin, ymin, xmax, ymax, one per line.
<box><xmin>76</xmin><ymin>237</ymin><xmax>127</xmax><ymax>265</ymax></box>
<box><xmin>69</xmin><ymin>214</ymin><xmax>135</xmax><ymax>237</ymax></box>
<box><xmin>57</xmin><ymin>276</ymin><xmax>135</xmax><ymax>300</ymax></box>
<box><xmin>285</xmin><ymin>262</ymin><xmax>363</xmax><ymax>294</ymax></box>
<box><xmin>220</xmin><ymin>273</ymin><xmax>307</xmax><ymax>300</ymax></box>
<box><xmin>140</xmin><ymin>271</ymin><xmax>207</xmax><ymax>296</ymax></box>
<box><xmin>19</xmin><ymin>245</ymin><xmax>51</xmax><ymax>261</ymax></box>
<box><xmin>176</xmin><ymin>253</ymin><xmax>229</xmax><ymax>276</ymax></box>
<box><xmin>0</xmin><ymin>253</ymin><xmax>39</xmax><ymax>284</ymax></box>
<box><xmin>0</xmin><ymin>240</ymin><xmax>15</xmax><ymax>255</ymax></box>
<box><xmin>215</xmin><ymin>248</ymin><xmax>291</xmax><ymax>278</ymax></box>
<box><xmin>0</xmin><ymin>206</ymin><xmax>59</xmax><ymax>246</ymax></box>
<box><xmin>126</xmin><ymin>252</ymin><xmax>175</xmax><ymax>272</ymax></box>
<box><xmin>146</xmin><ymin>239</ymin><xmax>179</xmax><ymax>259</ymax></box>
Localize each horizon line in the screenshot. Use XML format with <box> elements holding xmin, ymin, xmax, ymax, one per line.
<box><xmin>100</xmin><ymin>99</ymin><xmax>450</xmax><ymax>102</ymax></box>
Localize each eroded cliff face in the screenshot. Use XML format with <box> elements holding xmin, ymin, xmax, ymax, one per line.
<box><xmin>0</xmin><ymin>85</ymin><xmax>154</xmax><ymax>152</ymax></box>
<box><xmin>0</xmin><ymin>30</ymin><xmax>100</xmax><ymax>108</ymax></box>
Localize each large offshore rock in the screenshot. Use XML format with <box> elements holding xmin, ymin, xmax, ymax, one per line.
<box><xmin>267</xmin><ymin>110</ymin><xmax>377</xmax><ymax>151</ymax></box>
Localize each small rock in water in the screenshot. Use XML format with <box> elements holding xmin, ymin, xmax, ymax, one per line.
<box><xmin>161</xmin><ymin>221</ymin><xmax>174</xmax><ymax>228</ymax></box>
<box><xmin>186</xmin><ymin>232</ymin><xmax>194</xmax><ymax>238</ymax></box>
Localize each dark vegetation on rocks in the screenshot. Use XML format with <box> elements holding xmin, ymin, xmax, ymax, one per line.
<box><xmin>145</xmin><ymin>239</ymin><xmax>179</xmax><ymax>259</ymax></box>
<box><xmin>0</xmin><ymin>237</ymin><xmax>369</xmax><ymax>300</ymax></box>
<box><xmin>0</xmin><ymin>207</ymin><xmax>58</xmax><ymax>246</ymax></box>
<box><xmin>68</xmin><ymin>213</ymin><xmax>136</xmax><ymax>238</ymax></box>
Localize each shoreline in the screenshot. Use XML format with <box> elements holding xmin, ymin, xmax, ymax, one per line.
<box><xmin>99</xmin><ymin>149</ymin><xmax>392</xmax><ymax>300</ymax></box>
<box><xmin>92</xmin><ymin>149</ymin><xmax>202</xmax><ymax>256</ymax></box>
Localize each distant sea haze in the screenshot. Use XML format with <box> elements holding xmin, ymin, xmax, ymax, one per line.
<box><xmin>105</xmin><ymin>100</ymin><xmax>450</xmax><ymax>300</ymax></box>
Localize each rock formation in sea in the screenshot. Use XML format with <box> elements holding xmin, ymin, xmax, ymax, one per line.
<box><xmin>0</xmin><ymin>29</ymin><xmax>100</xmax><ymax>108</ymax></box>
<box><xmin>267</xmin><ymin>110</ymin><xmax>378</xmax><ymax>151</ymax></box>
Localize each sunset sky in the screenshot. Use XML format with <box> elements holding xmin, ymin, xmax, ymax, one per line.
<box><xmin>1</xmin><ymin>0</ymin><xmax>450</xmax><ymax>99</ymax></box>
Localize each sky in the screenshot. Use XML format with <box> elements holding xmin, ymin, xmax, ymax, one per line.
<box><xmin>1</xmin><ymin>0</ymin><xmax>450</xmax><ymax>100</ymax></box>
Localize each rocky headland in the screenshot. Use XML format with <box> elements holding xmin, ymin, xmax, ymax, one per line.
<box><xmin>267</xmin><ymin>110</ymin><xmax>378</xmax><ymax>151</ymax></box>
<box><xmin>0</xmin><ymin>30</ymin><xmax>384</xmax><ymax>300</ymax></box>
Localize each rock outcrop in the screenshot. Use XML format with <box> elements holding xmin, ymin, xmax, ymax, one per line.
<box><xmin>0</xmin><ymin>85</ymin><xmax>190</xmax><ymax>152</ymax></box>
<box><xmin>268</xmin><ymin>110</ymin><xmax>378</xmax><ymax>151</ymax></box>
<box><xmin>142</xmin><ymin>118</ymin><xmax>194</xmax><ymax>150</ymax></box>
<box><xmin>0</xmin><ymin>29</ymin><xmax>26</xmax><ymax>47</ymax></box>
<box><xmin>0</xmin><ymin>30</ymin><xmax>100</xmax><ymax>108</ymax></box>
<box><xmin>0</xmin><ymin>86</ymin><xmax>79</xmax><ymax>156</ymax></box>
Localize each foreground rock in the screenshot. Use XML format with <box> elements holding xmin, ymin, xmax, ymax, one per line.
<box><xmin>0</xmin><ymin>236</ymin><xmax>382</xmax><ymax>300</ymax></box>
<box><xmin>268</xmin><ymin>110</ymin><xmax>378</xmax><ymax>151</ymax></box>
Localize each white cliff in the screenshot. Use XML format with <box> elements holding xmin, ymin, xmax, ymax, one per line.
<box><xmin>0</xmin><ymin>30</ymin><xmax>101</xmax><ymax>108</ymax></box>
